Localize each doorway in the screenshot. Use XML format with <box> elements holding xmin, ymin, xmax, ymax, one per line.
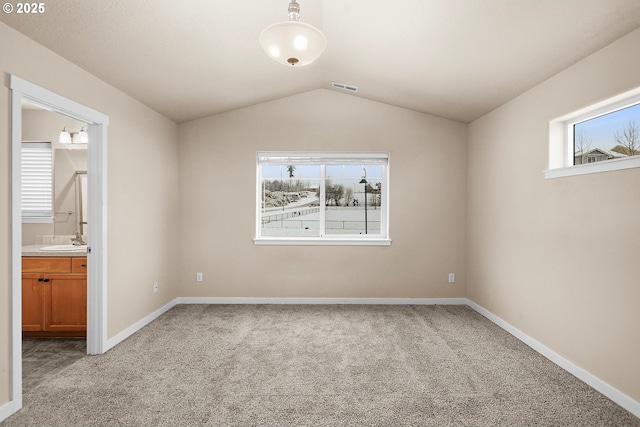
<box><xmin>9</xmin><ymin>75</ymin><xmax>109</xmax><ymax>413</ymax></box>
<box><xmin>20</xmin><ymin>105</ymin><xmax>89</xmax><ymax>392</ymax></box>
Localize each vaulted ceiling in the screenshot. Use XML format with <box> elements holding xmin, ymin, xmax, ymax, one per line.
<box><xmin>3</xmin><ymin>0</ymin><xmax>640</xmax><ymax>124</ymax></box>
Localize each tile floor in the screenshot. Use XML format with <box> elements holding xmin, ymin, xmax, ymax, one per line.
<box><xmin>22</xmin><ymin>338</ymin><xmax>86</xmax><ymax>393</ymax></box>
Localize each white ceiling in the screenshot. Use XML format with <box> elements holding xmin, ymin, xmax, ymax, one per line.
<box><xmin>3</xmin><ymin>0</ymin><xmax>640</xmax><ymax>124</ymax></box>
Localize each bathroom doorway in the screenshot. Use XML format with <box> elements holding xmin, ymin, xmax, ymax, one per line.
<box><xmin>9</xmin><ymin>75</ymin><xmax>109</xmax><ymax>413</ymax></box>
<box><xmin>20</xmin><ymin>103</ymin><xmax>89</xmax><ymax>392</ymax></box>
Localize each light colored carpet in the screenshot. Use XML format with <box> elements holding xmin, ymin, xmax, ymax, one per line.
<box><xmin>2</xmin><ymin>304</ymin><xmax>639</xmax><ymax>426</ymax></box>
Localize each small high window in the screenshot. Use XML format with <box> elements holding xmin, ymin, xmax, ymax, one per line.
<box><xmin>573</xmin><ymin>102</ymin><xmax>640</xmax><ymax>165</ymax></box>
<box><xmin>546</xmin><ymin>88</ymin><xmax>640</xmax><ymax>179</ymax></box>
<box><xmin>255</xmin><ymin>152</ymin><xmax>390</xmax><ymax>245</ymax></box>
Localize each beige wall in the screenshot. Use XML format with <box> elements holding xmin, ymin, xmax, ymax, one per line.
<box><xmin>178</xmin><ymin>89</ymin><xmax>468</xmax><ymax>299</ymax></box>
<box><xmin>467</xmin><ymin>28</ymin><xmax>640</xmax><ymax>402</ymax></box>
<box><xmin>0</xmin><ymin>22</ymin><xmax>180</xmax><ymax>405</ymax></box>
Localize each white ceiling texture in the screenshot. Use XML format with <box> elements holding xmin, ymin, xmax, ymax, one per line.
<box><xmin>2</xmin><ymin>0</ymin><xmax>640</xmax><ymax>124</ymax></box>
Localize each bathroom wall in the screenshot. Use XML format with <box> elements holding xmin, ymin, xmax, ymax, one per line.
<box><xmin>21</xmin><ymin>108</ymin><xmax>87</xmax><ymax>244</ymax></box>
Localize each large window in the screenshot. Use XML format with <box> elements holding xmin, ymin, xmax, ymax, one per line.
<box><xmin>21</xmin><ymin>142</ymin><xmax>53</xmax><ymax>223</ymax></box>
<box><xmin>255</xmin><ymin>152</ymin><xmax>390</xmax><ymax>245</ymax></box>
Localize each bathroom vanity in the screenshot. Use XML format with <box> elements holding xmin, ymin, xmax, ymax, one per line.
<box><xmin>22</xmin><ymin>247</ymin><xmax>87</xmax><ymax>337</ymax></box>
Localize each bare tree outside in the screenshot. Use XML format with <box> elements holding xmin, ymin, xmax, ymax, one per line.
<box><xmin>344</xmin><ymin>187</ymin><xmax>354</xmax><ymax>206</ymax></box>
<box><xmin>574</xmin><ymin>129</ymin><xmax>592</xmax><ymax>156</ymax></box>
<box><xmin>326</xmin><ymin>183</ymin><xmax>344</xmax><ymax>206</ymax></box>
<box><xmin>613</xmin><ymin>120</ymin><xmax>640</xmax><ymax>156</ymax></box>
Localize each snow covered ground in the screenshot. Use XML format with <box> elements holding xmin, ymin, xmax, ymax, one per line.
<box><xmin>261</xmin><ymin>206</ymin><xmax>381</xmax><ymax>237</ymax></box>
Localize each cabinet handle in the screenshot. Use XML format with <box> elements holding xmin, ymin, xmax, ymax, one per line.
<box><xmin>43</xmin><ymin>278</ymin><xmax>50</xmax><ymax>283</ymax></box>
<box><xmin>81</xmin><ymin>264</ymin><xmax>87</xmax><ymax>267</ymax></box>
<box><xmin>37</xmin><ymin>278</ymin><xmax>43</xmax><ymax>282</ymax></box>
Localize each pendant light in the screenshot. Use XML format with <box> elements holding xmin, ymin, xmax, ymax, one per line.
<box><xmin>259</xmin><ymin>0</ymin><xmax>326</xmax><ymax>66</ymax></box>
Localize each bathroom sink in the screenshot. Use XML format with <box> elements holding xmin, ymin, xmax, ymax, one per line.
<box><xmin>39</xmin><ymin>245</ymin><xmax>87</xmax><ymax>252</ymax></box>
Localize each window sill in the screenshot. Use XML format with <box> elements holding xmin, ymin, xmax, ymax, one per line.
<box><xmin>253</xmin><ymin>237</ymin><xmax>392</xmax><ymax>246</ymax></box>
<box><xmin>544</xmin><ymin>155</ymin><xmax>640</xmax><ymax>179</ymax></box>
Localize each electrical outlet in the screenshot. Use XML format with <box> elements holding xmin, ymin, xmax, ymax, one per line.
<box><xmin>448</xmin><ymin>273</ymin><xmax>455</xmax><ymax>283</ymax></box>
<box><xmin>153</xmin><ymin>281</ymin><xmax>159</xmax><ymax>293</ymax></box>
<box><xmin>196</xmin><ymin>272</ymin><xmax>203</xmax><ymax>282</ymax></box>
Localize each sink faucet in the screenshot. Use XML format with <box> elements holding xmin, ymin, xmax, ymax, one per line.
<box><xmin>71</xmin><ymin>231</ymin><xmax>86</xmax><ymax>246</ymax></box>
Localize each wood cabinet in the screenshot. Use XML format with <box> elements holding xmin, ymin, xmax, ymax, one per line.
<box><xmin>22</xmin><ymin>256</ymin><xmax>87</xmax><ymax>337</ymax></box>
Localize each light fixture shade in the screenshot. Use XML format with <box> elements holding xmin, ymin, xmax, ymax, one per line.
<box><xmin>259</xmin><ymin>21</ymin><xmax>326</xmax><ymax>66</ymax></box>
<box><xmin>74</xmin><ymin>127</ymin><xmax>89</xmax><ymax>144</ymax></box>
<box><xmin>59</xmin><ymin>128</ymin><xmax>71</xmax><ymax>144</ymax></box>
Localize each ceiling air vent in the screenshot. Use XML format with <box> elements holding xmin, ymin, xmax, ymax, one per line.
<box><xmin>331</xmin><ymin>81</ymin><xmax>359</xmax><ymax>93</ymax></box>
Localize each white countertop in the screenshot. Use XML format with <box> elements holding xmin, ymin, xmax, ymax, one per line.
<box><xmin>22</xmin><ymin>245</ymin><xmax>87</xmax><ymax>257</ymax></box>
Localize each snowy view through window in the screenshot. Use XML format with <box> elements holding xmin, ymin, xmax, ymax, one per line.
<box><xmin>574</xmin><ymin>102</ymin><xmax>640</xmax><ymax>165</ymax></box>
<box><xmin>259</xmin><ymin>163</ymin><xmax>384</xmax><ymax>238</ymax></box>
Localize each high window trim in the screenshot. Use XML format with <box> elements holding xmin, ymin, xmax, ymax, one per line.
<box><xmin>254</xmin><ymin>152</ymin><xmax>391</xmax><ymax>246</ymax></box>
<box><xmin>546</xmin><ymin>87</ymin><xmax>640</xmax><ymax>179</ymax></box>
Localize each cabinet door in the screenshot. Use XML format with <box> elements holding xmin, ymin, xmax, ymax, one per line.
<box><xmin>46</xmin><ymin>276</ymin><xmax>87</xmax><ymax>332</ymax></box>
<box><xmin>22</xmin><ymin>277</ymin><xmax>45</xmax><ymax>331</ymax></box>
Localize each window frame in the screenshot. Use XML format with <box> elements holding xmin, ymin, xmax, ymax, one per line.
<box><xmin>21</xmin><ymin>141</ymin><xmax>54</xmax><ymax>223</ymax></box>
<box><xmin>545</xmin><ymin>87</ymin><xmax>640</xmax><ymax>179</ymax></box>
<box><xmin>254</xmin><ymin>152</ymin><xmax>391</xmax><ymax>246</ymax></box>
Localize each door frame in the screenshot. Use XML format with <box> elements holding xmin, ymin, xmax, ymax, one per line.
<box><xmin>9</xmin><ymin>75</ymin><xmax>109</xmax><ymax>411</ymax></box>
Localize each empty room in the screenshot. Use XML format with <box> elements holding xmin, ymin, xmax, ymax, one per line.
<box><xmin>1</xmin><ymin>1</ymin><xmax>639</xmax><ymax>425</ymax></box>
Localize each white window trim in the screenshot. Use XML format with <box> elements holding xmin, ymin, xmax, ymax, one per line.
<box><xmin>545</xmin><ymin>87</ymin><xmax>640</xmax><ymax>179</ymax></box>
<box><xmin>254</xmin><ymin>237</ymin><xmax>392</xmax><ymax>246</ymax></box>
<box><xmin>254</xmin><ymin>152</ymin><xmax>392</xmax><ymax>246</ymax></box>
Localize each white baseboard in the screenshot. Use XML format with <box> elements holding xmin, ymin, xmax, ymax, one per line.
<box><xmin>105</xmin><ymin>298</ymin><xmax>179</xmax><ymax>352</ymax></box>
<box><xmin>178</xmin><ymin>297</ymin><xmax>467</xmax><ymax>305</ymax></box>
<box><xmin>466</xmin><ymin>299</ymin><xmax>640</xmax><ymax>419</ymax></box>
<box><xmin>0</xmin><ymin>400</ymin><xmax>16</xmax><ymax>423</ymax></box>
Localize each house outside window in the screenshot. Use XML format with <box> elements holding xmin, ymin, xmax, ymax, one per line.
<box><xmin>255</xmin><ymin>152</ymin><xmax>390</xmax><ymax>246</ymax></box>
<box><xmin>574</xmin><ymin>149</ymin><xmax>626</xmax><ymax>165</ymax></box>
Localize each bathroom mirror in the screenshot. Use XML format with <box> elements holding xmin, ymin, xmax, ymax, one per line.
<box><xmin>21</xmin><ymin>105</ymin><xmax>88</xmax><ymax>245</ymax></box>
<box><xmin>54</xmin><ymin>149</ymin><xmax>87</xmax><ymax>236</ymax></box>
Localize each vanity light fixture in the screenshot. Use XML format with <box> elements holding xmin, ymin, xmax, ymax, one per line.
<box><xmin>259</xmin><ymin>0</ymin><xmax>326</xmax><ymax>67</ymax></box>
<box><xmin>75</xmin><ymin>126</ymin><xmax>89</xmax><ymax>144</ymax></box>
<box><xmin>59</xmin><ymin>127</ymin><xmax>71</xmax><ymax>144</ymax></box>
<box><xmin>59</xmin><ymin>126</ymin><xmax>88</xmax><ymax>144</ymax></box>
